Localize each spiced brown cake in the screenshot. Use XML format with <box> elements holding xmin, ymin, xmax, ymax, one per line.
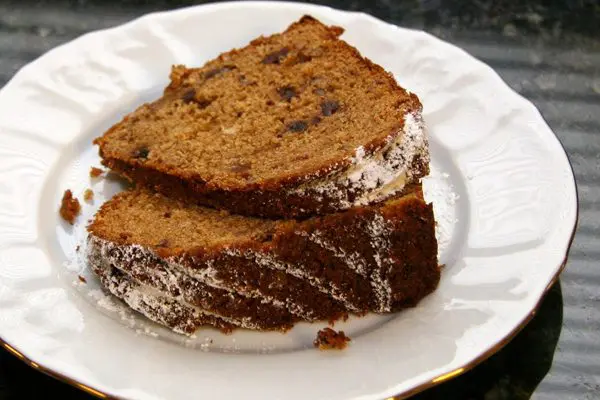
<box><xmin>86</xmin><ymin>186</ymin><xmax>439</xmax><ymax>333</ymax></box>
<box><xmin>86</xmin><ymin>15</ymin><xmax>439</xmax><ymax>336</ymax></box>
<box><xmin>94</xmin><ymin>16</ymin><xmax>429</xmax><ymax>218</ymax></box>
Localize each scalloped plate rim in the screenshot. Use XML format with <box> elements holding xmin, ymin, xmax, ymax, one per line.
<box><xmin>0</xmin><ymin>2</ymin><xmax>577</xmax><ymax>400</ymax></box>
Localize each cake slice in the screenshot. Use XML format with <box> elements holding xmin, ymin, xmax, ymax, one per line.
<box><xmin>94</xmin><ymin>15</ymin><xmax>429</xmax><ymax>218</ymax></box>
<box><xmin>87</xmin><ymin>186</ymin><xmax>439</xmax><ymax>332</ymax></box>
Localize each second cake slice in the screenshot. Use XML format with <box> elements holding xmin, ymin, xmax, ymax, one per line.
<box><xmin>87</xmin><ymin>186</ymin><xmax>439</xmax><ymax>333</ymax></box>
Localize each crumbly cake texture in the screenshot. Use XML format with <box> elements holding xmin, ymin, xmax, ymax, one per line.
<box><xmin>89</xmin><ymin>167</ymin><xmax>103</xmax><ymax>178</ymax></box>
<box><xmin>84</xmin><ymin>189</ymin><xmax>94</xmax><ymax>202</ymax></box>
<box><xmin>94</xmin><ymin>15</ymin><xmax>429</xmax><ymax>218</ymax></box>
<box><xmin>314</xmin><ymin>327</ymin><xmax>351</xmax><ymax>350</ymax></box>
<box><xmin>60</xmin><ymin>189</ymin><xmax>81</xmax><ymax>224</ymax></box>
<box><xmin>86</xmin><ymin>186</ymin><xmax>439</xmax><ymax>332</ymax></box>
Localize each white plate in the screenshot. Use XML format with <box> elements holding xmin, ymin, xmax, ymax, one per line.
<box><xmin>0</xmin><ymin>2</ymin><xmax>577</xmax><ymax>399</ymax></box>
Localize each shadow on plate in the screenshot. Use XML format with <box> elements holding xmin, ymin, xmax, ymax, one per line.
<box><xmin>0</xmin><ymin>281</ymin><xmax>562</xmax><ymax>399</ymax></box>
<box><xmin>413</xmin><ymin>280</ymin><xmax>563</xmax><ymax>400</ymax></box>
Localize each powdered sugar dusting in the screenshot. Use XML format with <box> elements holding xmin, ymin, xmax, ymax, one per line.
<box><xmin>87</xmin><ymin>236</ymin><xmax>290</xmax><ymax>330</ymax></box>
<box><xmin>229</xmin><ymin>248</ymin><xmax>361</xmax><ymax>313</ymax></box>
<box><xmin>82</xmin><ymin>269</ymin><xmax>153</xmax><ymax>332</ymax></box>
<box><xmin>95</xmin><ymin>241</ymin><xmax>313</xmax><ymax>324</ymax></box>
<box><xmin>93</xmin><ymin>262</ymin><xmax>208</xmax><ymax>335</ymax></box>
<box><xmin>290</xmin><ymin>111</ymin><xmax>429</xmax><ymax>208</ymax></box>
<box><xmin>365</xmin><ymin>214</ymin><xmax>394</xmax><ymax>312</ymax></box>
<box><xmin>422</xmin><ymin>164</ymin><xmax>459</xmax><ymax>258</ymax></box>
<box><xmin>90</xmin><ymin>256</ymin><xmax>265</xmax><ymax>335</ymax></box>
<box><xmin>170</xmin><ymin>253</ymin><xmax>318</xmax><ymax>321</ymax></box>
<box><xmin>299</xmin><ymin>230</ymin><xmax>368</xmax><ymax>276</ymax></box>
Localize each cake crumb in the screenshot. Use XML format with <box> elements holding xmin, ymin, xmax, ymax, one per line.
<box><xmin>90</xmin><ymin>167</ymin><xmax>104</xmax><ymax>177</ymax></box>
<box><xmin>59</xmin><ymin>189</ymin><xmax>81</xmax><ymax>225</ymax></box>
<box><xmin>84</xmin><ymin>189</ymin><xmax>94</xmax><ymax>202</ymax></box>
<box><xmin>78</xmin><ymin>275</ymin><xmax>87</xmax><ymax>284</ymax></box>
<box><xmin>314</xmin><ymin>327</ymin><xmax>350</xmax><ymax>350</ymax></box>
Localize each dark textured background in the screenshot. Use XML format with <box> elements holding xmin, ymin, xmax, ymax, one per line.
<box><xmin>0</xmin><ymin>1</ymin><xmax>598</xmax><ymax>399</ymax></box>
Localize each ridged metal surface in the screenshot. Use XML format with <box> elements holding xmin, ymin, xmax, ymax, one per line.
<box><xmin>0</xmin><ymin>2</ymin><xmax>598</xmax><ymax>399</ymax></box>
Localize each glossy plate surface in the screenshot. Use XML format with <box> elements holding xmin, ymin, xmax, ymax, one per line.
<box><xmin>0</xmin><ymin>2</ymin><xmax>577</xmax><ymax>399</ymax></box>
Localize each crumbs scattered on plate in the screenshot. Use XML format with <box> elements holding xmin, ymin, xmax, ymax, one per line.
<box><xmin>314</xmin><ymin>327</ymin><xmax>351</xmax><ymax>350</ymax></box>
<box><xmin>84</xmin><ymin>188</ymin><xmax>94</xmax><ymax>202</ymax></box>
<box><xmin>90</xmin><ymin>166</ymin><xmax>104</xmax><ymax>178</ymax></box>
<box><xmin>59</xmin><ymin>189</ymin><xmax>81</xmax><ymax>225</ymax></box>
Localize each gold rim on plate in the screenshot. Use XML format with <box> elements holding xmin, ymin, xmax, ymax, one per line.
<box><xmin>0</xmin><ymin>5</ymin><xmax>580</xmax><ymax>396</ymax></box>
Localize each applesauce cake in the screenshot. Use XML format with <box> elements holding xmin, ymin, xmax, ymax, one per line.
<box><xmin>94</xmin><ymin>16</ymin><xmax>429</xmax><ymax>218</ymax></box>
<box><xmin>85</xmin><ymin>15</ymin><xmax>439</xmax><ymax>336</ymax></box>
